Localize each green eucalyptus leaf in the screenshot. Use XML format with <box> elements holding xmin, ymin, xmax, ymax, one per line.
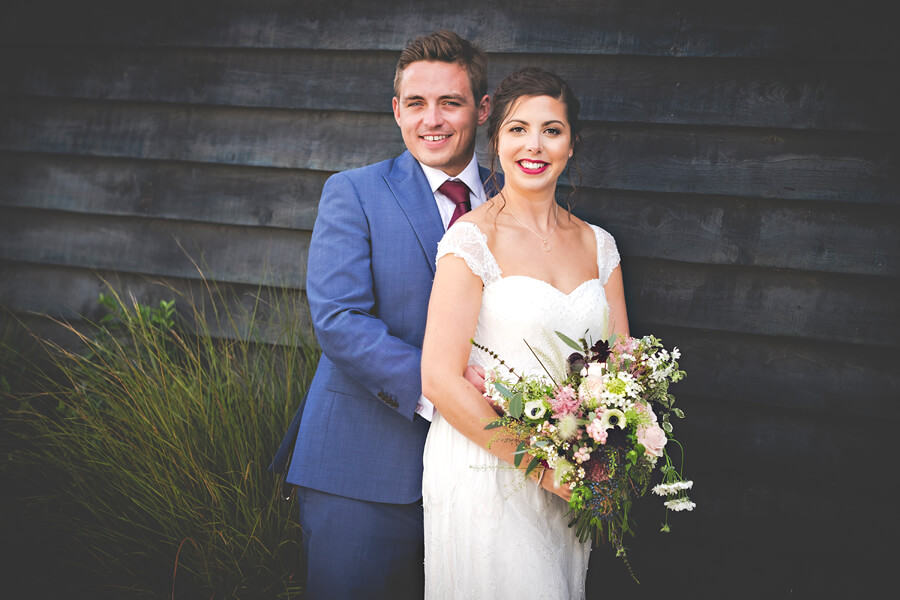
<box><xmin>509</xmin><ymin>391</ymin><xmax>524</xmax><ymax>419</ymax></box>
<box><xmin>555</xmin><ymin>331</ymin><xmax>583</xmax><ymax>352</ymax></box>
<box><xmin>492</xmin><ymin>381</ymin><xmax>514</xmax><ymax>400</ymax></box>
<box><xmin>525</xmin><ymin>455</ymin><xmax>542</xmax><ymax>476</ymax></box>
<box><xmin>513</xmin><ymin>441</ymin><xmax>527</xmax><ymax>467</ymax></box>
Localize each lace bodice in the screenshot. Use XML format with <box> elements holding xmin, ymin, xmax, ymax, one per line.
<box><xmin>436</xmin><ymin>221</ymin><xmax>619</xmax><ymax>381</ymax></box>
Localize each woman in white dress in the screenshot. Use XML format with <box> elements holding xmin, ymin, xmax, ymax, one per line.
<box><xmin>421</xmin><ymin>67</ymin><xmax>631</xmax><ymax>599</ymax></box>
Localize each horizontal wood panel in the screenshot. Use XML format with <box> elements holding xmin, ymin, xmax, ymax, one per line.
<box><xmin>625</xmin><ymin>257</ymin><xmax>900</xmax><ymax>346</ymax></box>
<box><xmin>2</xmin><ymin>0</ymin><xmax>894</xmax><ymax>60</ymax></box>
<box><xmin>0</xmin><ymin>207</ymin><xmax>310</xmax><ymax>288</ymax></box>
<box><xmin>4</xmin><ymin>206</ymin><xmax>896</xmax><ymax>346</ymax></box>
<box><xmin>2</xmin><ymin>151</ymin><xmax>895</xmax><ymax>278</ymax></box>
<box><xmin>4</xmin><ymin>48</ymin><xmax>893</xmax><ymax>132</ymax></box>
<box><xmin>0</xmin><ymin>152</ymin><xmax>324</xmax><ymax>230</ymax></box>
<box><xmin>2</xmin><ymin>99</ymin><xmax>895</xmax><ymax>204</ymax></box>
<box><xmin>5</xmin><ymin>260</ymin><xmax>895</xmax><ymax>417</ymax></box>
<box><xmin>0</xmin><ymin>98</ymin><xmax>407</xmax><ymax>172</ymax></box>
<box><xmin>574</xmin><ymin>190</ymin><xmax>900</xmax><ymax>277</ymax></box>
<box><xmin>0</xmin><ymin>262</ymin><xmax>313</xmax><ymax>346</ymax></box>
<box><xmin>576</xmin><ymin>123</ymin><xmax>898</xmax><ymax>204</ymax></box>
<box><xmin>626</xmin><ymin>324</ymin><xmax>900</xmax><ymax>420</ymax></box>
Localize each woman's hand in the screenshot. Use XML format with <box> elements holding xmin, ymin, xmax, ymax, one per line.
<box><xmin>463</xmin><ymin>364</ymin><xmax>487</xmax><ymax>393</ymax></box>
<box><xmin>535</xmin><ymin>467</ymin><xmax>572</xmax><ymax>502</ymax></box>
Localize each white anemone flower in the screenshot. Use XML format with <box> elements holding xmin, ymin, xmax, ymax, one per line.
<box><xmin>599</xmin><ymin>408</ymin><xmax>627</xmax><ymax>430</ymax></box>
<box><xmin>523</xmin><ymin>400</ymin><xmax>547</xmax><ymax>420</ymax></box>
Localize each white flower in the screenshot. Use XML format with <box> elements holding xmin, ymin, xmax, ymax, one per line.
<box><xmin>523</xmin><ymin>400</ymin><xmax>547</xmax><ymax>420</ymax></box>
<box><xmin>652</xmin><ymin>483</ymin><xmax>676</xmax><ymax>496</ymax></box>
<box><xmin>599</xmin><ymin>408</ymin><xmax>626</xmax><ymax>431</ymax></box>
<box><xmin>653</xmin><ymin>480</ymin><xmax>694</xmax><ymax>496</ymax></box>
<box><xmin>664</xmin><ymin>498</ymin><xmax>696</xmax><ymax>512</ymax></box>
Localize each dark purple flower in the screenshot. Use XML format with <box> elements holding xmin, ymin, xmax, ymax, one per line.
<box><xmin>567</xmin><ymin>352</ymin><xmax>585</xmax><ymax>376</ymax></box>
<box><xmin>589</xmin><ymin>339</ymin><xmax>611</xmax><ymax>362</ymax></box>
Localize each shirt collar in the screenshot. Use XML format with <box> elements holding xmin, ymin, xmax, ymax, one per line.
<box><xmin>418</xmin><ymin>155</ymin><xmax>484</xmax><ymax>199</ymax></box>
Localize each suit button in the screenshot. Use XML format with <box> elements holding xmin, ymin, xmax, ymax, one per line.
<box><xmin>378</xmin><ymin>391</ymin><xmax>398</xmax><ymax>408</ymax></box>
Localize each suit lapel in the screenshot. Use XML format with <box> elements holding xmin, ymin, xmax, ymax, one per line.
<box><xmin>384</xmin><ymin>152</ymin><xmax>445</xmax><ymax>275</ymax></box>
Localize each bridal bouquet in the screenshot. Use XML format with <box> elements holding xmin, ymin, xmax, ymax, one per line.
<box><xmin>477</xmin><ymin>332</ymin><xmax>694</xmax><ymax>574</ymax></box>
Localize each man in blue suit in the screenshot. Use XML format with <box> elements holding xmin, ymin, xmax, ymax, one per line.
<box><xmin>278</xmin><ymin>30</ymin><xmax>494</xmax><ymax>599</ymax></box>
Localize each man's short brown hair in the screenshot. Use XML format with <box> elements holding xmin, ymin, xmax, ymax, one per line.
<box><xmin>393</xmin><ymin>30</ymin><xmax>488</xmax><ymax>101</ymax></box>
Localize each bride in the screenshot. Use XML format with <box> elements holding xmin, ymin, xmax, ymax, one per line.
<box><xmin>421</xmin><ymin>67</ymin><xmax>631</xmax><ymax>599</ymax></box>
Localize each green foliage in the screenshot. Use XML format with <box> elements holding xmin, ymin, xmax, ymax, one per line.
<box><xmin>4</xmin><ymin>283</ymin><xmax>318</xmax><ymax>598</ymax></box>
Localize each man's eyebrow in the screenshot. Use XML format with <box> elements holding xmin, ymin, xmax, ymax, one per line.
<box><xmin>402</xmin><ymin>93</ymin><xmax>468</xmax><ymax>102</ymax></box>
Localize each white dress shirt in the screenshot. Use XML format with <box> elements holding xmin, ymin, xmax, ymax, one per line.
<box><xmin>414</xmin><ymin>154</ymin><xmax>488</xmax><ymax>421</ymax></box>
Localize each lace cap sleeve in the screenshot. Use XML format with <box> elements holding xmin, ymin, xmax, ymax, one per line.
<box><xmin>592</xmin><ymin>225</ymin><xmax>621</xmax><ymax>284</ymax></box>
<box><xmin>436</xmin><ymin>222</ymin><xmax>502</xmax><ymax>286</ymax></box>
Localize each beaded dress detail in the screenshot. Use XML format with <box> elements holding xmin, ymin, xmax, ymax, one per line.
<box><xmin>423</xmin><ymin>221</ymin><xmax>620</xmax><ymax>599</ymax></box>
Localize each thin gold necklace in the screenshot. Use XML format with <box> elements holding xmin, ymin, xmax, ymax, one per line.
<box><xmin>507</xmin><ymin>202</ymin><xmax>559</xmax><ymax>252</ymax></box>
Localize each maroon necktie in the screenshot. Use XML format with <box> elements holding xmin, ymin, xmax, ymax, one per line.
<box><xmin>439</xmin><ymin>179</ymin><xmax>471</xmax><ymax>227</ymax></box>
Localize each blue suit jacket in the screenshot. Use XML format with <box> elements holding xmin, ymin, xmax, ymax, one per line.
<box><xmin>282</xmin><ymin>150</ymin><xmax>494</xmax><ymax>504</ymax></box>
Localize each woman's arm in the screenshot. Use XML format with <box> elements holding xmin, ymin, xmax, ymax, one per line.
<box><xmin>422</xmin><ymin>254</ymin><xmax>570</xmax><ymax>500</ymax></box>
<box><xmin>604</xmin><ymin>264</ymin><xmax>630</xmax><ymax>338</ymax></box>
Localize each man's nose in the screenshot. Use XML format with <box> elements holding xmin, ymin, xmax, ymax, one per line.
<box><xmin>423</xmin><ymin>104</ymin><xmax>444</xmax><ymax>128</ymax></box>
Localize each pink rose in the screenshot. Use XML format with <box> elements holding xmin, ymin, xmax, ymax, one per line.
<box><xmin>637</xmin><ymin>422</ymin><xmax>667</xmax><ymax>457</ymax></box>
<box><xmin>633</xmin><ymin>401</ymin><xmax>658</xmax><ymax>423</ymax></box>
<box><xmin>580</xmin><ymin>375</ymin><xmax>604</xmax><ymax>401</ymax></box>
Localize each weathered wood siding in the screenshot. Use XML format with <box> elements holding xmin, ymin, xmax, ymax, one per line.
<box><xmin>2</xmin><ymin>0</ymin><xmax>897</xmax><ymax>595</ymax></box>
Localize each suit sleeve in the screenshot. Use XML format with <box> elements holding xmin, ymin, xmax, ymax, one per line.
<box><xmin>306</xmin><ymin>171</ymin><xmax>423</xmax><ymax>420</ymax></box>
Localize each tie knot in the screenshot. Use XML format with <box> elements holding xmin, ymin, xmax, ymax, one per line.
<box><xmin>439</xmin><ymin>179</ymin><xmax>470</xmax><ymax>206</ymax></box>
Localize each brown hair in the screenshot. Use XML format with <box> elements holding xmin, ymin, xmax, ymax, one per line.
<box><xmin>393</xmin><ymin>30</ymin><xmax>488</xmax><ymax>101</ymax></box>
<box><xmin>486</xmin><ymin>67</ymin><xmax>583</xmax><ymax>207</ymax></box>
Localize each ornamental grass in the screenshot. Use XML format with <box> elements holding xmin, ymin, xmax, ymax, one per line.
<box><xmin>1</xmin><ymin>280</ymin><xmax>317</xmax><ymax>598</ymax></box>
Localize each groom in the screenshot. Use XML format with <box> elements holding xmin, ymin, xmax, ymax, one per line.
<box><xmin>275</xmin><ymin>30</ymin><xmax>494</xmax><ymax>599</ymax></box>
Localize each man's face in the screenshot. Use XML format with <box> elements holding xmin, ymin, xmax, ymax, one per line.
<box><xmin>392</xmin><ymin>60</ymin><xmax>490</xmax><ymax>177</ymax></box>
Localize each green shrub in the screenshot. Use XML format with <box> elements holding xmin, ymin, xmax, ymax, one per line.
<box><xmin>5</xmin><ymin>282</ymin><xmax>317</xmax><ymax>598</ymax></box>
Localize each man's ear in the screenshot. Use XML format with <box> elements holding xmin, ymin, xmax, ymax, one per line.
<box><xmin>392</xmin><ymin>97</ymin><xmax>401</xmax><ymax>125</ymax></box>
<box><xmin>477</xmin><ymin>95</ymin><xmax>491</xmax><ymax>125</ymax></box>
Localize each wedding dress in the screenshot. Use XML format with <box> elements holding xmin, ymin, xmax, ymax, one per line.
<box><xmin>423</xmin><ymin>220</ymin><xmax>621</xmax><ymax>600</ymax></box>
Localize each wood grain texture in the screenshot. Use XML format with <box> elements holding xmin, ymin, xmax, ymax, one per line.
<box><xmin>5</xmin><ymin>48</ymin><xmax>894</xmax><ymax>132</ymax></box>
<box><xmin>576</xmin><ymin>123</ymin><xmax>898</xmax><ymax>204</ymax></box>
<box><xmin>3</xmin><ymin>151</ymin><xmax>896</xmax><ymax>278</ymax></box>
<box><xmin>0</xmin><ymin>98</ymin><xmax>407</xmax><ymax>171</ymax></box>
<box><xmin>3</xmin><ymin>0</ymin><xmax>895</xmax><ymax>60</ymax></box>
<box><xmin>625</xmin><ymin>257</ymin><xmax>900</xmax><ymax>346</ymax></box>
<box><xmin>626</xmin><ymin>324</ymin><xmax>900</xmax><ymax>419</ymax></box>
<box><xmin>3</xmin><ymin>99</ymin><xmax>894</xmax><ymax>204</ymax></box>
<box><xmin>0</xmin><ymin>207</ymin><xmax>310</xmax><ymax>288</ymax></box>
<box><xmin>573</xmin><ymin>189</ymin><xmax>900</xmax><ymax>276</ymax></box>
<box><xmin>0</xmin><ymin>260</ymin><xmax>312</xmax><ymax>344</ymax></box>
<box><xmin>0</xmin><ymin>151</ymin><xmax>324</xmax><ymax>230</ymax></box>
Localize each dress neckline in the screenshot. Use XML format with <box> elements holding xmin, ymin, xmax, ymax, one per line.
<box><xmin>453</xmin><ymin>221</ymin><xmax>603</xmax><ymax>296</ymax></box>
<box><xmin>493</xmin><ymin>274</ymin><xmax>601</xmax><ymax>297</ymax></box>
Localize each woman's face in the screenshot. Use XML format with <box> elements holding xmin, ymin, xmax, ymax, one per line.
<box><xmin>496</xmin><ymin>94</ymin><xmax>573</xmax><ymax>197</ymax></box>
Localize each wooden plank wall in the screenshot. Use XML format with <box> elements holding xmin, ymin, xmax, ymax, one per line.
<box><xmin>1</xmin><ymin>0</ymin><xmax>897</xmax><ymax>595</ymax></box>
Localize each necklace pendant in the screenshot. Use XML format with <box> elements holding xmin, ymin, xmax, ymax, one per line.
<box><xmin>541</xmin><ymin>240</ymin><xmax>551</xmax><ymax>252</ymax></box>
